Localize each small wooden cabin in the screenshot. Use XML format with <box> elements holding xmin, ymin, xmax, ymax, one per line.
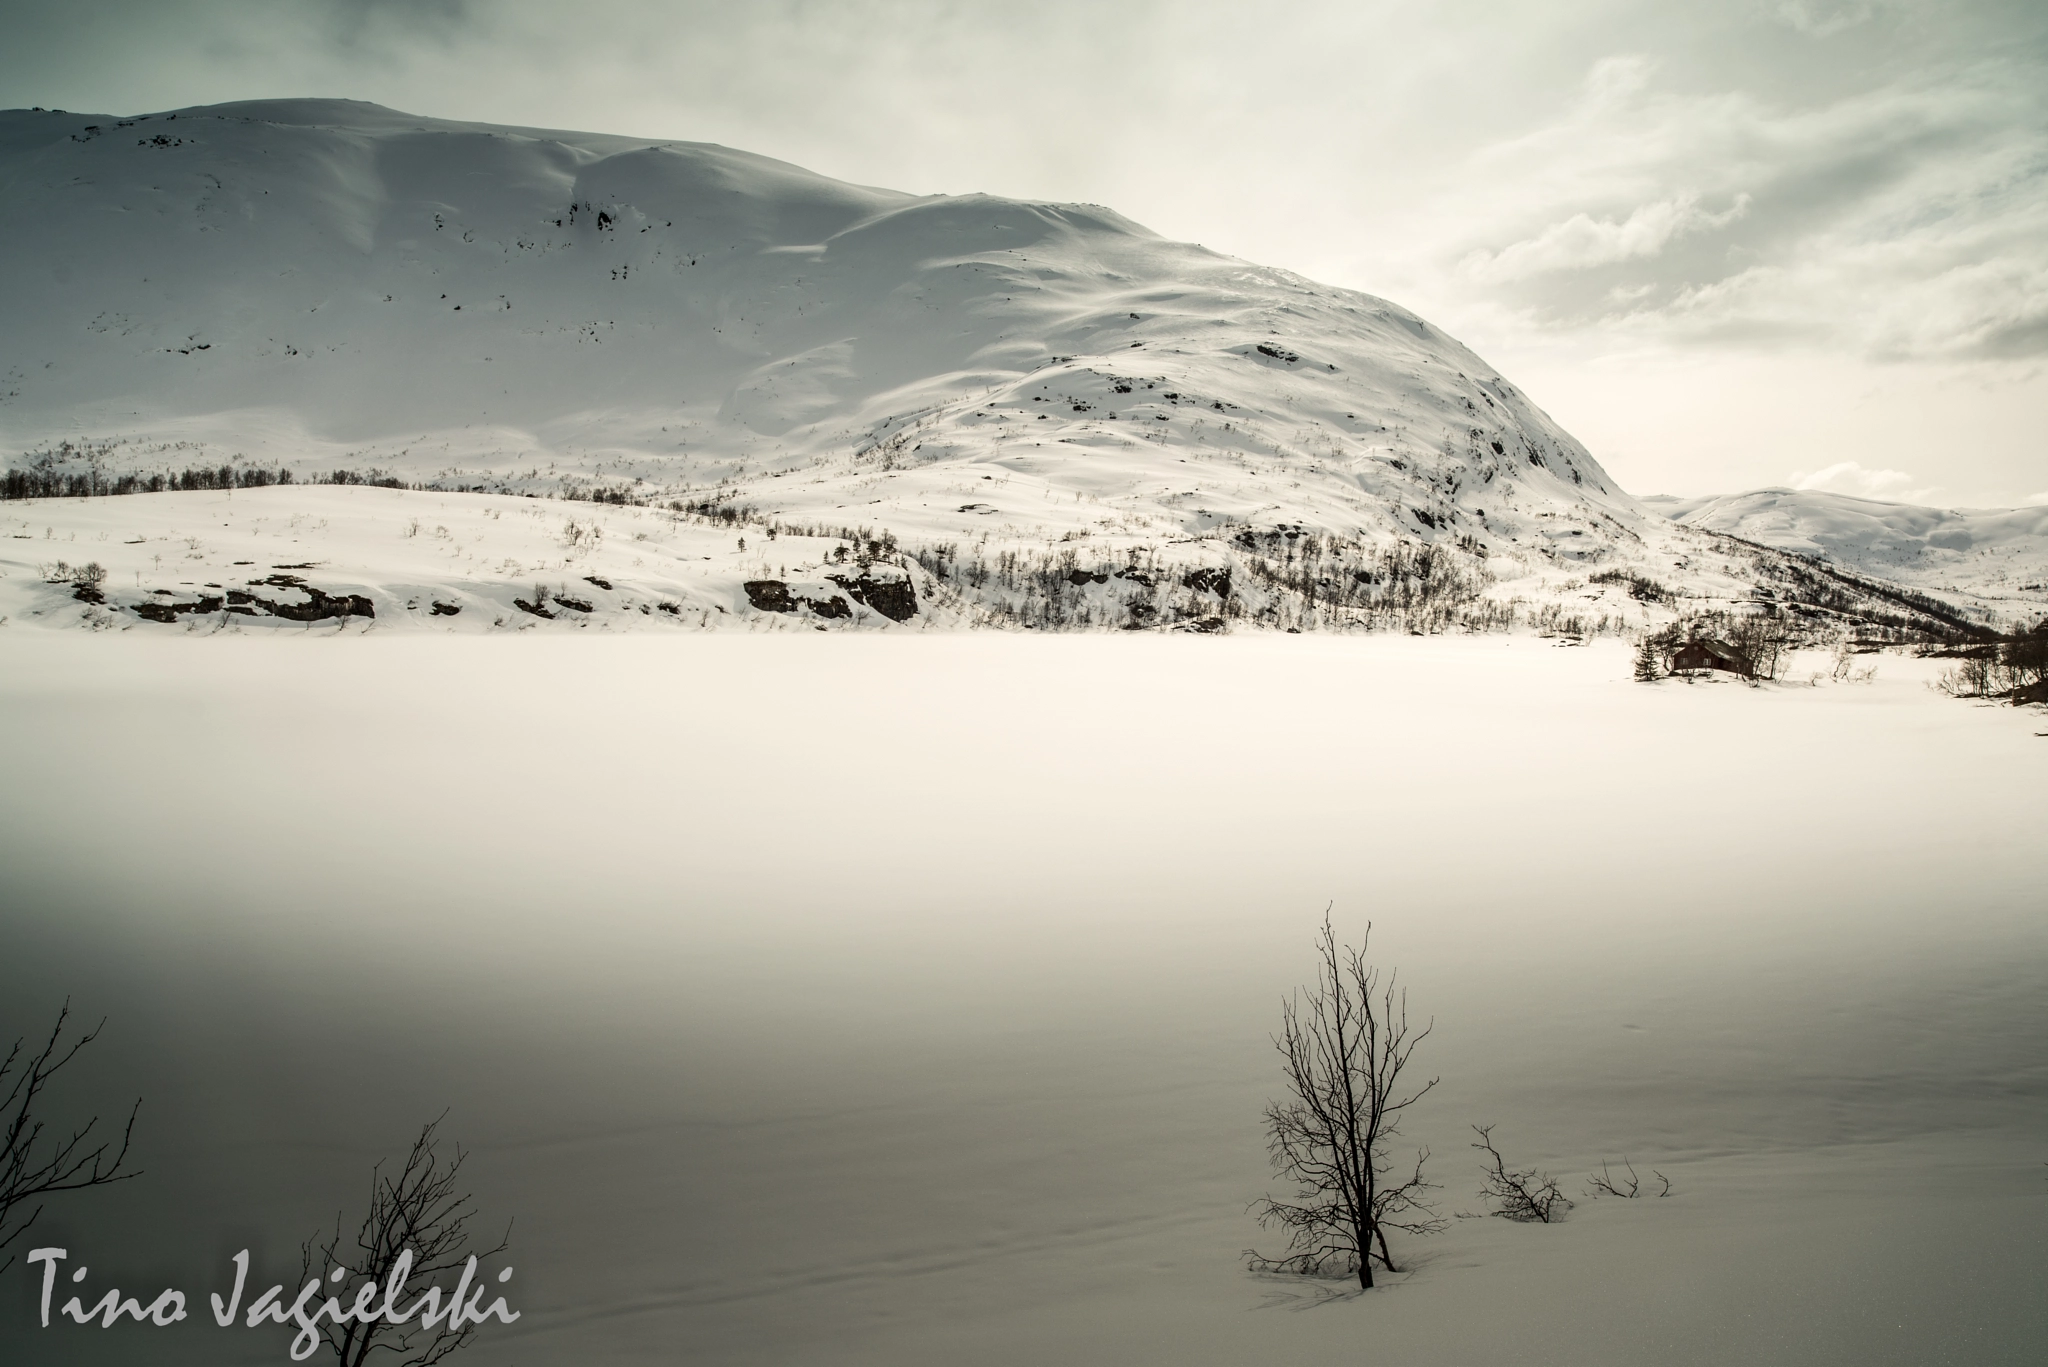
<box><xmin>1669</xmin><ymin>638</ymin><xmax>1746</xmax><ymax>674</ymax></box>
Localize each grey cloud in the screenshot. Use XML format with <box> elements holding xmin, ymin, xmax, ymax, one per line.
<box><xmin>1440</xmin><ymin>52</ymin><xmax>2048</xmax><ymax>360</ymax></box>
<box><xmin>1765</xmin><ymin>1</ymin><xmax>1878</xmax><ymax>39</ymax></box>
<box><xmin>1977</xmin><ymin>313</ymin><xmax>2048</xmax><ymax>360</ymax></box>
<box><xmin>323</xmin><ymin>0</ymin><xmax>477</xmax><ymax>50</ymax></box>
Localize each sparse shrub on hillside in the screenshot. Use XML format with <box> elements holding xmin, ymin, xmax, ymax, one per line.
<box><xmin>1236</xmin><ymin>532</ymin><xmax>1493</xmax><ymax>632</ymax></box>
<box><xmin>1731</xmin><ymin>537</ymin><xmax>1986</xmax><ymax>643</ymax></box>
<box><xmin>1590</xmin><ymin>568</ymin><xmax>1672</xmax><ymax>604</ymax></box>
<box><xmin>324</xmin><ymin>468</ymin><xmax>404</xmax><ymax>489</ymax></box>
<box><xmin>563</xmin><ymin>483</ymin><xmax>644</xmax><ymax>506</ymax></box>
<box><xmin>681</xmin><ymin>493</ymin><xmax>756</xmax><ymax>525</ymax></box>
<box><xmin>902</xmin><ymin>529</ymin><xmax>1541</xmax><ymax>635</ymax></box>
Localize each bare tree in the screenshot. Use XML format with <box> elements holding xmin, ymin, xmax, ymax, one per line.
<box><xmin>299</xmin><ymin>1115</ymin><xmax>512</xmax><ymax>1367</ymax></box>
<box><xmin>1726</xmin><ymin>613</ymin><xmax>1792</xmax><ymax>682</ymax></box>
<box><xmin>1471</xmin><ymin>1125</ymin><xmax>1570</xmax><ymax>1222</ymax></box>
<box><xmin>1248</xmin><ymin>915</ymin><xmax>1443</xmax><ymax>1289</ymax></box>
<box><xmin>0</xmin><ymin>1002</ymin><xmax>141</xmax><ymax>1274</ymax></box>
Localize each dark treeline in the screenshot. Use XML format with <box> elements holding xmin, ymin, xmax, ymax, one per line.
<box><xmin>4</xmin><ymin>464</ymin><xmax>294</xmax><ymax>499</ymax></box>
<box><xmin>3</xmin><ymin>463</ymin><xmax>409</xmax><ymax>499</ymax></box>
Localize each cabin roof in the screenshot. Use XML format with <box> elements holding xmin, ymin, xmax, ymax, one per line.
<box><xmin>1671</xmin><ymin>637</ymin><xmax>1742</xmax><ymax>663</ymax></box>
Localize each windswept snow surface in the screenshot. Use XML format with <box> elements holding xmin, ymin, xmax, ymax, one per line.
<box><xmin>3</xmin><ymin>99</ymin><xmax>1958</xmax><ymax>636</ymax></box>
<box><xmin>1</xmin><ymin>634</ymin><xmax>2044</xmax><ymax>1366</ymax></box>
<box><xmin>1647</xmin><ymin>489</ymin><xmax>2048</xmax><ymax>620</ymax></box>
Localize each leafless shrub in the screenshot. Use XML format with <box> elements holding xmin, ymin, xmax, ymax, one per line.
<box><xmin>1471</xmin><ymin>1125</ymin><xmax>1570</xmax><ymax>1223</ymax></box>
<box><xmin>1583</xmin><ymin>1157</ymin><xmax>1671</xmax><ymax>1199</ymax></box>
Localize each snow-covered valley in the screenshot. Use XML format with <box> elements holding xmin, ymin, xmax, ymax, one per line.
<box><xmin>1</xmin><ymin>634</ymin><xmax>2041</xmax><ymax>1366</ymax></box>
<box><xmin>3</xmin><ymin>92</ymin><xmax>2045</xmax><ymax>1367</ymax></box>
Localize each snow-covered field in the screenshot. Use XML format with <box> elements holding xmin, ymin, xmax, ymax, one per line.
<box><xmin>2</xmin><ymin>633</ymin><xmax>2041</xmax><ymax>1365</ymax></box>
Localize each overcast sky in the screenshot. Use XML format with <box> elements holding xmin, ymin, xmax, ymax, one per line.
<box><xmin>5</xmin><ymin>0</ymin><xmax>2044</xmax><ymax>505</ymax></box>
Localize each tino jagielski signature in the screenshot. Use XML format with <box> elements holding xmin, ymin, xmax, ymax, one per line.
<box><xmin>24</xmin><ymin>1246</ymin><xmax>520</xmax><ymax>1360</ymax></box>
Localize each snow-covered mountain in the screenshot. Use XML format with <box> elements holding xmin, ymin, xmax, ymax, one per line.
<box><xmin>0</xmin><ymin>100</ymin><xmax>2000</xmax><ymax>636</ymax></box>
<box><xmin>1645</xmin><ymin>489</ymin><xmax>2048</xmax><ymax>618</ymax></box>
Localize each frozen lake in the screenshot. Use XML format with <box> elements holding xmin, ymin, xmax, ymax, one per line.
<box><xmin>2</xmin><ymin>633</ymin><xmax>2043</xmax><ymax>1365</ymax></box>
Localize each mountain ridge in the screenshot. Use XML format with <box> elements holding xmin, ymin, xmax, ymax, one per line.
<box><xmin>1645</xmin><ymin>488</ymin><xmax>2048</xmax><ymax>614</ymax></box>
<box><xmin>1</xmin><ymin>100</ymin><xmax>2022</xmax><ymax>637</ymax></box>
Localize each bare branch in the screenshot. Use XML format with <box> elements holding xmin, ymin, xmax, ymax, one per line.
<box><xmin>1585</xmin><ymin>1157</ymin><xmax>1640</xmax><ymax>1199</ymax></box>
<box><xmin>0</xmin><ymin>1002</ymin><xmax>143</xmax><ymax>1275</ymax></box>
<box><xmin>299</xmin><ymin>1115</ymin><xmax>512</xmax><ymax>1367</ymax></box>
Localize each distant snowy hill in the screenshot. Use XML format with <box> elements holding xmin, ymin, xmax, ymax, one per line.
<box><xmin>0</xmin><ymin>100</ymin><xmax>2003</xmax><ymax>636</ymax></box>
<box><xmin>1645</xmin><ymin>489</ymin><xmax>2048</xmax><ymax>619</ymax></box>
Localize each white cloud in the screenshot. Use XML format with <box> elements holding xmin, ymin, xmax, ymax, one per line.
<box><xmin>1791</xmin><ymin>460</ymin><xmax>1938</xmax><ymax>502</ymax></box>
<box><xmin>2025</xmin><ymin>490</ymin><xmax>2048</xmax><ymax>507</ymax></box>
<box><xmin>1583</xmin><ymin>53</ymin><xmax>1657</xmax><ymax>106</ymax></box>
<box><xmin>1462</xmin><ymin>192</ymin><xmax>1750</xmax><ymax>284</ymax></box>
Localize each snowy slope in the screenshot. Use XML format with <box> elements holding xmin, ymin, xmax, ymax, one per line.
<box><xmin>0</xmin><ymin>100</ymin><xmax>1993</xmax><ymax>637</ymax></box>
<box><xmin>1645</xmin><ymin>489</ymin><xmax>2048</xmax><ymax>618</ymax></box>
